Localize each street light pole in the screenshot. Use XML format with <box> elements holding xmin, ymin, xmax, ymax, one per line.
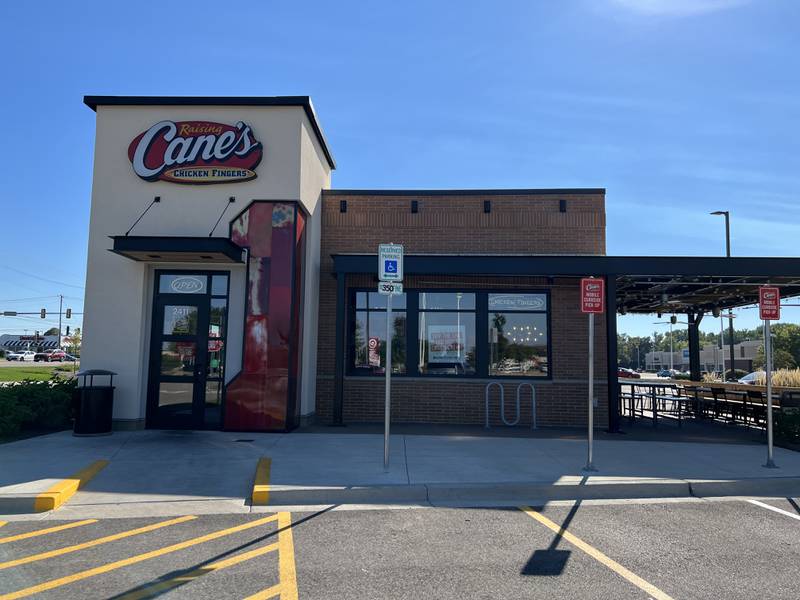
<box><xmin>711</xmin><ymin>210</ymin><xmax>736</xmax><ymax>380</ymax></box>
<box><xmin>669</xmin><ymin>321</ymin><xmax>674</xmax><ymax>372</ymax></box>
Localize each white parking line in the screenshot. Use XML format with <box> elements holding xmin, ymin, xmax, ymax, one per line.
<box><xmin>747</xmin><ymin>499</ymin><xmax>800</xmax><ymax>522</ymax></box>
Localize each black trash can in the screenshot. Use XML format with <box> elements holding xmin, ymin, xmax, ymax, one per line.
<box><xmin>73</xmin><ymin>370</ymin><xmax>116</xmax><ymax>436</ymax></box>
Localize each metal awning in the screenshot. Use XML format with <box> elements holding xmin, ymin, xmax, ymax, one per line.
<box><xmin>332</xmin><ymin>254</ymin><xmax>800</xmax><ymax>312</ymax></box>
<box><xmin>110</xmin><ymin>236</ymin><xmax>244</xmax><ymax>264</ymax></box>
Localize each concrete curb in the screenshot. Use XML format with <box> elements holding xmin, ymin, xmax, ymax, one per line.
<box><xmin>426</xmin><ymin>480</ymin><xmax>692</xmax><ymax>504</ymax></box>
<box><xmin>268</xmin><ymin>485</ymin><xmax>430</xmax><ymax>505</ymax></box>
<box><xmin>689</xmin><ymin>477</ymin><xmax>800</xmax><ymax>498</ymax></box>
<box><xmin>0</xmin><ymin>460</ymin><xmax>109</xmax><ymax>515</ymax></box>
<box><xmin>266</xmin><ymin>477</ymin><xmax>800</xmax><ymax>507</ymax></box>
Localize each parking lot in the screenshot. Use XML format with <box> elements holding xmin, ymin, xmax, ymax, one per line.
<box><xmin>1</xmin><ymin>497</ymin><xmax>799</xmax><ymax>599</ymax></box>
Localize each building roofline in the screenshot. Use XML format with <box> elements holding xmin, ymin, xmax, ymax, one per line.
<box><xmin>83</xmin><ymin>95</ymin><xmax>336</xmax><ymax>170</ymax></box>
<box><xmin>322</xmin><ymin>188</ymin><xmax>605</xmax><ymax>196</ymax></box>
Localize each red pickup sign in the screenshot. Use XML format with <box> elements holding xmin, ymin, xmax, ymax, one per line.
<box><xmin>759</xmin><ymin>286</ymin><xmax>780</xmax><ymax>320</ymax></box>
<box><xmin>581</xmin><ymin>278</ymin><xmax>605</xmax><ymax>314</ymax></box>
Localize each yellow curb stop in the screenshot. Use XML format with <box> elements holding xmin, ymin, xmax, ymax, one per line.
<box><xmin>252</xmin><ymin>457</ymin><xmax>271</xmax><ymax>505</ymax></box>
<box><xmin>34</xmin><ymin>460</ymin><xmax>109</xmax><ymax>512</ymax></box>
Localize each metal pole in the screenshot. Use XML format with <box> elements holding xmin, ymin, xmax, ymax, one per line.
<box><xmin>584</xmin><ymin>312</ymin><xmax>597</xmax><ymax>471</ymax></box>
<box><xmin>57</xmin><ymin>294</ymin><xmax>63</xmax><ymax>350</ymax></box>
<box><xmin>384</xmin><ymin>293</ymin><xmax>393</xmax><ymax>471</ymax></box>
<box><xmin>669</xmin><ymin>322</ymin><xmax>674</xmax><ymax>372</ymax></box>
<box><xmin>724</xmin><ymin>211</ymin><xmax>731</xmax><ymax>258</ymax></box>
<box><xmin>723</xmin><ymin>214</ymin><xmax>736</xmax><ymax>381</ymax></box>
<box><xmin>728</xmin><ymin>317</ymin><xmax>736</xmax><ymax>381</ymax></box>
<box><xmin>719</xmin><ymin>317</ymin><xmax>724</xmax><ymax>375</ymax></box>
<box><xmin>764</xmin><ymin>318</ymin><xmax>777</xmax><ymax>468</ymax></box>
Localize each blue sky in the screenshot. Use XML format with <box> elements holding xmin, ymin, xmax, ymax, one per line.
<box><xmin>0</xmin><ymin>0</ymin><xmax>798</xmax><ymax>339</ymax></box>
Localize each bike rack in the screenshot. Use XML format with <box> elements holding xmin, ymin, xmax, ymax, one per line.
<box><xmin>517</xmin><ymin>382</ymin><xmax>537</xmax><ymax>430</ymax></box>
<box><xmin>484</xmin><ymin>382</ymin><xmax>503</xmax><ymax>429</ymax></box>
<box><xmin>485</xmin><ymin>382</ymin><xmax>537</xmax><ymax>429</ymax></box>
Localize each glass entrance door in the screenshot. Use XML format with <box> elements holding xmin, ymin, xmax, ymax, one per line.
<box><xmin>147</xmin><ymin>272</ymin><xmax>229</xmax><ymax>429</ymax></box>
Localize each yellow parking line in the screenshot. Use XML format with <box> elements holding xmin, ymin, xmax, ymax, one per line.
<box><xmin>520</xmin><ymin>506</ymin><xmax>674</xmax><ymax>600</ymax></box>
<box><xmin>0</xmin><ymin>519</ymin><xmax>98</xmax><ymax>544</ymax></box>
<box><xmin>252</xmin><ymin>457</ymin><xmax>271</xmax><ymax>505</ymax></box>
<box><xmin>115</xmin><ymin>541</ymin><xmax>280</xmax><ymax>599</ymax></box>
<box><xmin>0</xmin><ymin>515</ymin><xmax>195</xmax><ymax>570</ymax></box>
<box><xmin>0</xmin><ymin>513</ymin><xmax>281</xmax><ymax>600</ymax></box>
<box><xmin>244</xmin><ymin>511</ymin><xmax>298</xmax><ymax>600</ymax></box>
<box><xmin>34</xmin><ymin>460</ymin><xmax>109</xmax><ymax>512</ymax></box>
<box><xmin>0</xmin><ymin>522</ymin><xmax>6</xmax><ymax>529</ymax></box>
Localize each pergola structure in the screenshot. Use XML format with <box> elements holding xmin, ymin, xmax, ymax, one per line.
<box><xmin>331</xmin><ymin>254</ymin><xmax>800</xmax><ymax>432</ymax></box>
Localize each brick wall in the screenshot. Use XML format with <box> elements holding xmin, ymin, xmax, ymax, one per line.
<box><xmin>315</xmin><ymin>190</ymin><xmax>609</xmax><ymax>428</ymax></box>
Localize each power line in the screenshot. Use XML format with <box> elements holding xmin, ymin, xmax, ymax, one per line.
<box><xmin>0</xmin><ymin>265</ymin><xmax>84</xmax><ymax>290</ymax></box>
<box><xmin>0</xmin><ymin>296</ymin><xmax>59</xmax><ymax>303</ymax></box>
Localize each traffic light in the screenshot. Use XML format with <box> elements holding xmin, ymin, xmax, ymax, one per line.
<box><xmin>670</xmin><ymin>315</ymin><xmax>677</xmax><ymax>325</ymax></box>
<box><xmin>40</xmin><ymin>308</ymin><xmax>46</xmax><ymax>319</ymax></box>
<box><xmin>66</xmin><ymin>326</ymin><xmax>70</xmax><ymax>336</ymax></box>
<box><xmin>66</xmin><ymin>308</ymin><xmax>72</xmax><ymax>319</ymax></box>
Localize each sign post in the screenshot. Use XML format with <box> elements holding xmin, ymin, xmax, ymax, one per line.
<box><xmin>379</xmin><ymin>244</ymin><xmax>403</xmax><ymax>471</ymax></box>
<box><xmin>580</xmin><ymin>277</ymin><xmax>605</xmax><ymax>472</ymax></box>
<box><xmin>759</xmin><ymin>286</ymin><xmax>780</xmax><ymax>469</ymax></box>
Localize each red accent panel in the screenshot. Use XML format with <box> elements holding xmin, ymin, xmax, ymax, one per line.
<box><xmin>225</xmin><ymin>203</ymin><xmax>302</xmax><ymax>431</ymax></box>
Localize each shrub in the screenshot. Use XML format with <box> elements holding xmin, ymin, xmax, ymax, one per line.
<box><xmin>752</xmin><ymin>368</ymin><xmax>800</xmax><ymax>388</ymax></box>
<box><xmin>0</xmin><ymin>377</ymin><xmax>76</xmax><ymax>436</ymax></box>
<box><xmin>775</xmin><ymin>410</ymin><xmax>800</xmax><ymax>445</ymax></box>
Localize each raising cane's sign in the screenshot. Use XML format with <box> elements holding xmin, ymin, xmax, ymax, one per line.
<box><xmin>127</xmin><ymin>120</ymin><xmax>263</xmax><ymax>184</ymax></box>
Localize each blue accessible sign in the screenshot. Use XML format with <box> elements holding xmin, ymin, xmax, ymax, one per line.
<box><xmin>379</xmin><ymin>244</ymin><xmax>403</xmax><ymax>281</ymax></box>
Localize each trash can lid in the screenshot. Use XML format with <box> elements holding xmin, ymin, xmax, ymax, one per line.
<box><xmin>76</xmin><ymin>369</ymin><xmax>118</xmax><ymax>377</ymax></box>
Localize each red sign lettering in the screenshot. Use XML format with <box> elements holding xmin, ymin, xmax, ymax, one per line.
<box><xmin>128</xmin><ymin>120</ymin><xmax>263</xmax><ymax>184</ymax></box>
<box><xmin>759</xmin><ymin>286</ymin><xmax>780</xmax><ymax>320</ymax></box>
<box><xmin>581</xmin><ymin>278</ymin><xmax>605</xmax><ymax>314</ymax></box>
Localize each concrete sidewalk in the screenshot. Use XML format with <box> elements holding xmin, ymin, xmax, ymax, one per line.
<box><xmin>2</xmin><ymin>429</ymin><xmax>800</xmax><ymax>518</ymax></box>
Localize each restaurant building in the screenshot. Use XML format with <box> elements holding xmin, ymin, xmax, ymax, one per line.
<box><xmin>81</xmin><ymin>95</ymin><xmax>800</xmax><ymax>433</ymax></box>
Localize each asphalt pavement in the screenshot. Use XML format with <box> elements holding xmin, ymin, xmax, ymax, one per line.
<box><xmin>1</xmin><ymin>497</ymin><xmax>799</xmax><ymax>599</ymax></box>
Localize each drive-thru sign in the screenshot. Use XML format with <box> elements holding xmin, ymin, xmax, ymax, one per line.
<box><xmin>580</xmin><ymin>277</ymin><xmax>604</xmax><ymax>472</ymax></box>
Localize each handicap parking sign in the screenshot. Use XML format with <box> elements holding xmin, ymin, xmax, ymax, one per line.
<box><xmin>378</xmin><ymin>244</ymin><xmax>403</xmax><ymax>281</ymax></box>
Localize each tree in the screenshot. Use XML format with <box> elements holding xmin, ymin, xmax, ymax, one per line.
<box><xmin>64</xmin><ymin>328</ymin><xmax>81</xmax><ymax>355</ymax></box>
<box><xmin>43</xmin><ymin>327</ymin><xmax>60</xmax><ymax>336</ymax></box>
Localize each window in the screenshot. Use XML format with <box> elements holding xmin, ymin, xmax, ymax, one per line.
<box><xmin>347</xmin><ymin>289</ymin><xmax>550</xmax><ymax>378</ymax></box>
<box><xmin>352</xmin><ymin>292</ymin><xmax>407</xmax><ymax>374</ymax></box>
<box><xmin>488</xmin><ymin>293</ymin><xmax>548</xmax><ymax>377</ymax></box>
<box><xmin>418</xmin><ymin>292</ymin><xmax>476</xmax><ymax>375</ymax></box>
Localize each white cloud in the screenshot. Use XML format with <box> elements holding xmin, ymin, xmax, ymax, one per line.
<box><xmin>609</xmin><ymin>0</ymin><xmax>750</xmax><ymax>17</ymax></box>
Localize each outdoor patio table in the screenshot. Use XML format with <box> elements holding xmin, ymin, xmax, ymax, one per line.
<box><xmin>620</xmin><ymin>382</ymin><xmax>680</xmax><ymax>427</ymax></box>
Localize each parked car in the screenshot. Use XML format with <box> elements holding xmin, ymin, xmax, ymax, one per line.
<box><xmin>738</xmin><ymin>371</ymin><xmax>763</xmax><ymax>385</ymax></box>
<box><xmin>656</xmin><ymin>369</ymin><xmax>676</xmax><ymax>378</ymax></box>
<box><xmin>7</xmin><ymin>350</ymin><xmax>36</xmax><ymax>362</ymax></box>
<box><xmin>33</xmin><ymin>350</ymin><xmax>67</xmax><ymax>362</ymax></box>
<box><xmin>617</xmin><ymin>367</ymin><xmax>641</xmax><ymax>379</ymax></box>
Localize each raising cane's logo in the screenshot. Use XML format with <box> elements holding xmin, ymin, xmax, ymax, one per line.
<box><xmin>127</xmin><ymin>120</ymin><xmax>263</xmax><ymax>184</ymax></box>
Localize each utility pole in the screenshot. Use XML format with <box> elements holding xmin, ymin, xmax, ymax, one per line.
<box><xmin>711</xmin><ymin>210</ymin><xmax>736</xmax><ymax>380</ymax></box>
<box><xmin>57</xmin><ymin>294</ymin><xmax>63</xmax><ymax>350</ymax></box>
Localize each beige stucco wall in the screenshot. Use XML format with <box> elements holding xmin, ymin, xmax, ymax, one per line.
<box><xmin>82</xmin><ymin>103</ymin><xmax>330</xmax><ymax>425</ymax></box>
<box><xmin>298</xmin><ymin>114</ymin><xmax>332</xmax><ymax>418</ymax></box>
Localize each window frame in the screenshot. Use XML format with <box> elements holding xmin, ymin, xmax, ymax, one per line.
<box><xmin>346</xmin><ymin>288</ymin><xmax>552</xmax><ymax>380</ymax></box>
<box><xmin>347</xmin><ymin>288</ymin><xmax>409</xmax><ymax>375</ymax></box>
<box><xmin>487</xmin><ymin>293</ymin><xmax>551</xmax><ymax>379</ymax></box>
